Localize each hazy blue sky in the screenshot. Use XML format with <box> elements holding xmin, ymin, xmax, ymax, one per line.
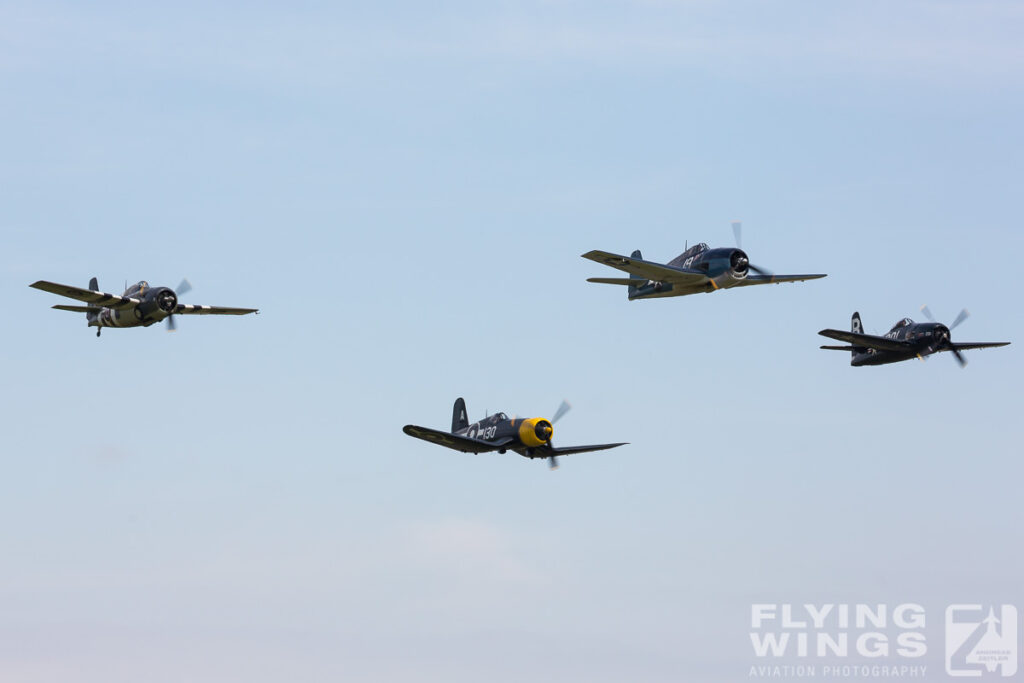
<box><xmin>2</xmin><ymin>2</ymin><xmax>1022</xmax><ymax>681</ymax></box>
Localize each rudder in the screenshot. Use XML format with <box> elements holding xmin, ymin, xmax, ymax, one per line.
<box><xmin>851</xmin><ymin>312</ymin><xmax>864</xmax><ymax>335</ymax></box>
<box><xmin>451</xmin><ymin>398</ymin><xmax>469</xmax><ymax>432</ymax></box>
<box><xmin>87</xmin><ymin>277</ymin><xmax>101</xmax><ymax>327</ymax></box>
<box><xmin>627</xmin><ymin>250</ymin><xmax>644</xmax><ymax>298</ymax></box>
<box><xmin>850</xmin><ymin>312</ymin><xmax>868</xmax><ymax>360</ymax></box>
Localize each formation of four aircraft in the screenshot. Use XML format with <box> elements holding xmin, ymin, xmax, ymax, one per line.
<box><xmin>30</xmin><ymin>222</ymin><xmax>1010</xmax><ymax>469</ymax></box>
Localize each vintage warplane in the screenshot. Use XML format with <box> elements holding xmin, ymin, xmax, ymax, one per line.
<box><xmin>819</xmin><ymin>308</ymin><xmax>1010</xmax><ymax>367</ymax></box>
<box><xmin>582</xmin><ymin>221</ymin><xmax>826</xmax><ymax>300</ymax></box>
<box><xmin>30</xmin><ymin>278</ymin><xmax>258</xmax><ymax>336</ymax></box>
<box><xmin>403</xmin><ymin>398</ymin><xmax>627</xmax><ymax>470</ymax></box>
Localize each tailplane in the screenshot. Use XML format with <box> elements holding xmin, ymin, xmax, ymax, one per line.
<box><xmin>451</xmin><ymin>398</ymin><xmax>469</xmax><ymax>432</ymax></box>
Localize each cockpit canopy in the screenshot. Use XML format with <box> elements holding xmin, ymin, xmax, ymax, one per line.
<box><xmin>125</xmin><ymin>280</ymin><xmax>149</xmax><ymax>295</ymax></box>
<box><xmin>891</xmin><ymin>318</ymin><xmax>914</xmax><ymax>329</ymax></box>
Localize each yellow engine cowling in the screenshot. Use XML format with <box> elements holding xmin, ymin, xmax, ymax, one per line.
<box><xmin>518</xmin><ymin>418</ymin><xmax>553</xmax><ymax>448</ymax></box>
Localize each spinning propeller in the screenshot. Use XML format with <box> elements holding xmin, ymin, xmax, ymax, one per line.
<box><xmin>731</xmin><ymin>221</ymin><xmax>775</xmax><ymax>280</ymax></box>
<box><xmin>546</xmin><ymin>400</ymin><xmax>572</xmax><ymax>470</ymax></box>
<box><xmin>920</xmin><ymin>305</ymin><xmax>970</xmax><ymax>367</ymax></box>
<box><xmin>165</xmin><ymin>278</ymin><xmax>191</xmax><ymax>332</ymax></box>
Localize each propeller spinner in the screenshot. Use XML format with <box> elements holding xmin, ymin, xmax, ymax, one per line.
<box><xmin>920</xmin><ymin>305</ymin><xmax>970</xmax><ymax>367</ymax></box>
<box><xmin>166</xmin><ymin>278</ymin><xmax>192</xmax><ymax>332</ymax></box>
<box><xmin>730</xmin><ymin>221</ymin><xmax>774</xmax><ymax>280</ymax></box>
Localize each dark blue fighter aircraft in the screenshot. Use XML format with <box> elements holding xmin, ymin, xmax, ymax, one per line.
<box><xmin>404</xmin><ymin>398</ymin><xmax>626</xmax><ymax>470</ymax></box>
<box><xmin>582</xmin><ymin>222</ymin><xmax>826</xmax><ymax>300</ymax></box>
<box><xmin>819</xmin><ymin>308</ymin><xmax>1010</xmax><ymax>367</ymax></box>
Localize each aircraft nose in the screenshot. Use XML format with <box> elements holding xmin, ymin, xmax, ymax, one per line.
<box><xmin>731</xmin><ymin>250</ymin><xmax>749</xmax><ymax>274</ymax></box>
<box><xmin>535</xmin><ymin>420</ymin><xmax>553</xmax><ymax>442</ymax></box>
<box><xmin>156</xmin><ymin>288</ymin><xmax>178</xmax><ymax>313</ymax></box>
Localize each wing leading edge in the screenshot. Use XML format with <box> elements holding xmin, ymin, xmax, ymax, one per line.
<box><xmin>535</xmin><ymin>442</ymin><xmax>629</xmax><ymax>456</ymax></box>
<box><xmin>581</xmin><ymin>250</ymin><xmax>708</xmax><ymax>286</ymax></box>
<box><xmin>175</xmin><ymin>304</ymin><xmax>259</xmax><ymax>315</ymax></box>
<box><xmin>30</xmin><ymin>281</ymin><xmax>140</xmax><ymax>309</ymax></box>
<box><xmin>950</xmin><ymin>342</ymin><xmax>1011</xmax><ymax>351</ymax></box>
<box><xmin>735</xmin><ymin>273</ymin><xmax>828</xmax><ymax>287</ymax></box>
<box><xmin>818</xmin><ymin>329</ymin><xmax>910</xmax><ymax>352</ymax></box>
<box><xmin>403</xmin><ymin>425</ymin><xmax>514</xmax><ymax>454</ymax></box>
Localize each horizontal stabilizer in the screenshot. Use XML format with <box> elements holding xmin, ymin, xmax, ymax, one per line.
<box><xmin>820</xmin><ymin>345</ymin><xmax>857</xmax><ymax>351</ymax></box>
<box><xmin>586</xmin><ymin>277</ymin><xmax>644</xmax><ymax>286</ymax></box>
<box><xmin>52</xmin><ymin>304</ymin><xmax>102</xmax><ymax>313</ymax></box>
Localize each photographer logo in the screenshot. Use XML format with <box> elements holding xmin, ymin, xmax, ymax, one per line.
<box><xmin>945</xmin><ymin>605</ymin><xmax>1018</xmax><ymax>678</ymax></box>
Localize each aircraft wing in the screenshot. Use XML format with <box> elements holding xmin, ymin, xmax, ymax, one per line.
<box><xmin>586</xmin><ymin>277</ymin><xmax>644</xmax><ymax>286</ymax></box>
<box><xmin>951</xmin><ymin>342</ymin><xmax>1011</xmax><ymax>351</ymax></box>
<box><xmin>581</xmin><ymin>250</ymin><xmax>708</xmax><ymax>286</ymax></box>
<box><xmin>30</xmin><ymin>280</ymin><xmax>141</xmax><ymax>309</ymax></box>
<box><xmin>542</xmin><ymin>442</ymin><xmax>628</xmax><ymax>456</ymax></box>
<box><xmin>52</xmin><ymin>304</ymin><xmax>103</xmax><ymax>313</ymax></box>
<box><xmin>818</xmin><ymin>329</ymin><xmax>910</xmax><ymax>352</ymax></box>
<box><xmin>403</xmin><ymin>425</ymin><xmax>514</xmax><ymax>454</ymax></box>
<box><xmin>175</xmin><ymin>304</ymin><xmax>259</xmax><ymax>315</ymax></box>
<box><xmin>735</xmin><ymin>273</ymin><xmax>827</xmax><ymax>287</ymax></box>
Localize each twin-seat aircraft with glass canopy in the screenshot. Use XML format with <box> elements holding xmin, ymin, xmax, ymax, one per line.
<box><xmin>30</xmin><ymin>277</ymin><xmax>258</xmax><ymax>336</ymax></box>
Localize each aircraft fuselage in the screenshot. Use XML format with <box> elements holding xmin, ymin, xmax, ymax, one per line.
<box><xmin>852</xmin><ymin>321</ymin><xmax>951</xmax><ymax>366</ymax></box>
<box><xmin>455</xmin><ymin>413</ymin><xmax>555</xmax><ymax>456</ymax></box>
<box><xmin>630</xmin><ymin>246</ymin><xmax>750</xmax><ymax>300</ymax></box>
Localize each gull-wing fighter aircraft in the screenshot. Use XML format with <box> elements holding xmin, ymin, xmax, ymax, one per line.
<box><xmin>30</xmin><ymin>278</ymin><xmax>258</xmax><ymax>336</ymax></box>
<box><xmin>403</xmin><ymin>398</ymin><xmax>627</xmax><ymax>470</ymax></box>
<box><xmin>819</xmin><ymin>308</ymin><xmax>1010</xmax><ymax>367</ymax></box>
<box><xmin>582</xmin><ymin>221</ymin><xmax>826</xmax><ymax>300</ymax></box>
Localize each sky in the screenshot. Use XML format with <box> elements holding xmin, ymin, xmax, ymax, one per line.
<box><xmin>1</xmin><ymin>2</ymin><xmax>1022</xmax><ymax>681</ymax></box>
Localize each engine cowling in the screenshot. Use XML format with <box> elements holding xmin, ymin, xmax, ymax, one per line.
<box><xmin>518</xmin><ymin>418</ymin><xmax>553</xmax><ymax>448</ymax></box>
<box><xmin>730</xmin><ymin>249</ymin><xmax>750</xmax><ymax>277</ymax></box>
<box><xmin>136</xmin><ymin>287</ymin><xmax>178</xmax><ymax>321</ymax></box>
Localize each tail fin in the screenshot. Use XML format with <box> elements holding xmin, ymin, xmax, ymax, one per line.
<box><xmin>850</xmin><ymin>312</ymin><xmax>867</xmax><ymax>360</ymax></box>
<box><xmin>87</xmin><ymin>277</ymin><xmax>101</xmax><ymax>328</ymax></box>
<box><xmin>452</xmin><ymin>398</ymin><xmax>469</xmax><ymax>432</ymax></box>
<box><xmin>627</xmin><ymin>250</ymin><xmax>644</xmax><ymax>298</ymax></box>
<box><xmin>851</xmin><ymin>312</ymin><xmax>863</xmax><ymax>335</ymax></box>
